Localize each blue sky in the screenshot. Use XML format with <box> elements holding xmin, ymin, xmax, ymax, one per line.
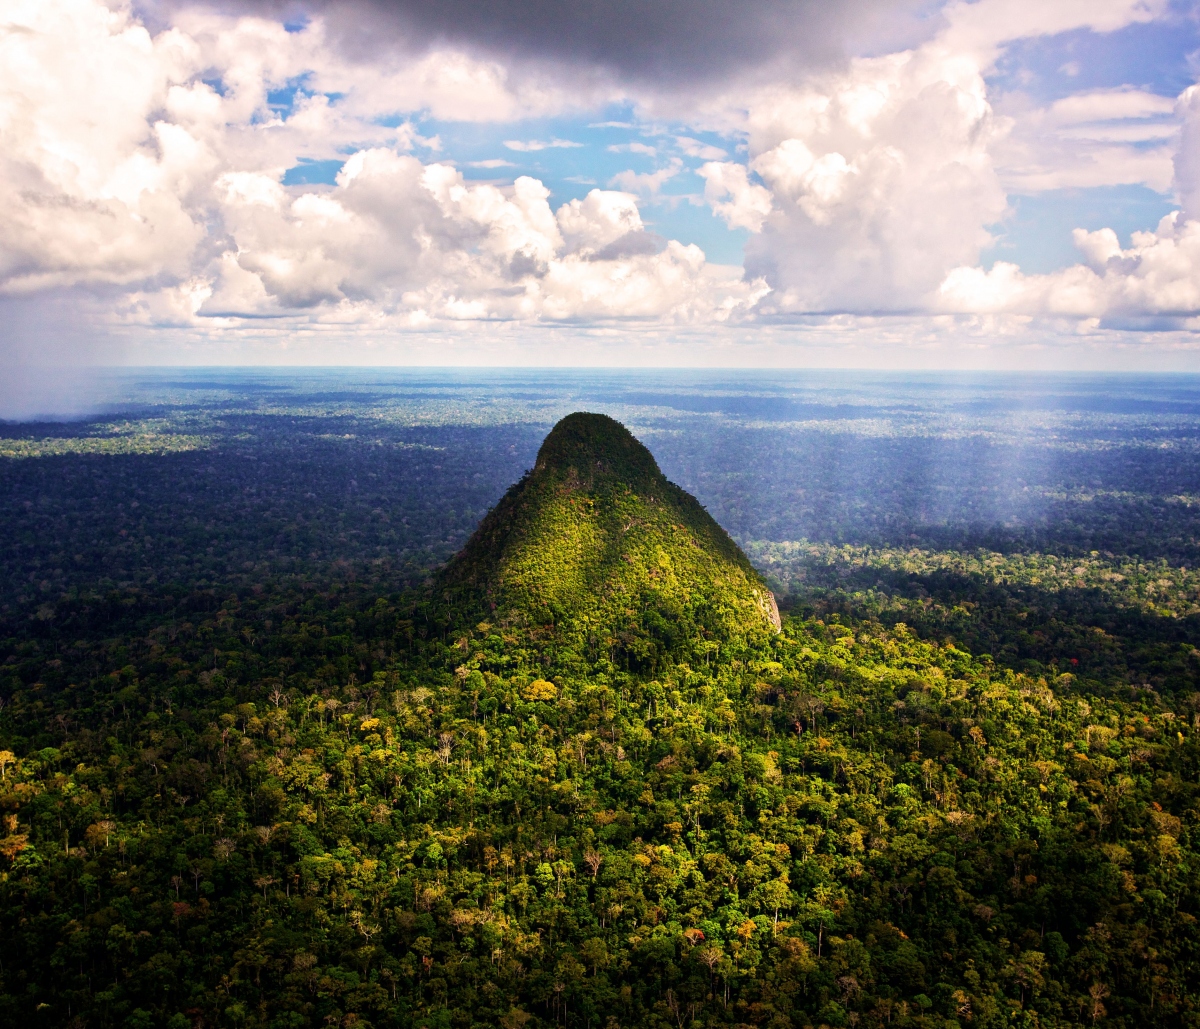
<box><xmin>981</xmin><ymin>10</ymin><xmax>1200</xmax><ymax>273</ymax></box>
<box><xmin>988</xmin><ymin>15</ymin><xmax>1200</xmax><ymax>99</ymax></box>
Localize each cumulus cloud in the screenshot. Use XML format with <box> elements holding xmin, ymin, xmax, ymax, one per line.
<box><xmin>0</xmin><ymin>0</ymin><xmax>472</xmax><ymax>298</ymax></box>
<box><xmin>694</xmin><ymin>0</ymin><xmax>1182</xmax><ymax>317</ymax></box>
<box><xmin>698</xmin><ymin>163</ymin><xmax>773</xmax><ymax>232</ymax></box>
<box><xmin>938</xmin><ymin>214</ymin><xmax>1200</xmax><ymax>321</ymax></box>
<box><xmin>4</xmin><ymin>0</ymin><xmax>1200</xmax><ymax>353</ymax></box>
<box><xmin>0</xmin><ymin>0</ymin><xmax>205</xmax><ymax>292</ymax></box>
<box><xmin>914</xmin><ymin>5</ymin><xmax>1200</xmax><ymax>325</ymax></box>
<box><xmin>732</xmin><ymin>44</ymin><xmax>1006</xmax><ymax>313</ymax></box>
<box><xmin>1174</xmin><ymin>84</ymin><xmax>1200</xmax><ymax>220</ymax></box>
<box><xmin>556</xmin><ymin>190</ymin><xmax>645</xmax><ymax>254</ymax></box>
<box><xmin>197</xmin><ymin>155</ymin><xmax>765</xmax><ymax>322</ymax></box>
<box><xmin>193</xmin><ymin>157</ymin><xmax>760</xmax><ymax>323</ymax></box>
<box><xmin>0</xmin><ymin>0</ymin><xmax>764</xmax><ymax>332</ymax></box>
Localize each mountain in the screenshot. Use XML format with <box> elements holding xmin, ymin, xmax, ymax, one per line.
<box><xmin>437</xmin><ymin>412</ymin><xmax>779</xmax><ymax>662</ymax></box>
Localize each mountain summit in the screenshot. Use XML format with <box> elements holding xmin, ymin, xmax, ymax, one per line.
<box><xmin>439</xmin><ymin>413</ymin><xmax>779</xmax><ymax>662</ymax></box>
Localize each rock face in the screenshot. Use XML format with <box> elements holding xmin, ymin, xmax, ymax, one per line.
<box><xmin>438</xmin><ymin>413</ymin><xmax>780</xmax><ymax>656</ymax></box>
<box><xmin>759</xmin><ymin>588</ymin><xmax>783</xmax><ymax>632</ymax></box>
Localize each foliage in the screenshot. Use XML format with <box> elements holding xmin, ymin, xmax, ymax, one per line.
<box><xmin>748</xmin><ymin>543</ymin><xmax>1200</xmax><ymax>620</ymax></box>
<box><xmin>438</xmin><ymin>413</ymin><xmax>780</xmax><ymax>669</ymax></box>
<box><xmin>0</xmin><ymin>415</ymin><xmax>537</xmax><ymax>619</ymax></box>
<box><xmin>1</xmin><ymin>578</ymin><xmax>1198</xmax><ymax>1029</ymax></box>
<box><xmin>747</xmin><ymin>541</ymin><xmax>1200</xmax><ymax>694</ymax></box>
<box><xmin>0</xmin><ymin>410</ymin><xmax>1198</xmax><ymax>1029</ymax></box>
<box><xmin>2</xmin><ymin>376</ymin><xmax>1200</xmax><ymax>1029</ymax></box>
<box><xmin>0</xmin><ymin>428</ymin><xmax>209</xmax><ymax>460</ymax></box>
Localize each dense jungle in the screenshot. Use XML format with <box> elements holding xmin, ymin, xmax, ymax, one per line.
<box><xmin>1</xmin><ymin>370</ymin><xmax>1199</xmax><ymax>1029</ymax></box>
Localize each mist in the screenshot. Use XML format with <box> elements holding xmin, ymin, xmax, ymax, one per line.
<box><xmin>0</xmin><ymin>296</ymin><xmax>117</xmax><ymax>422</ymax></box>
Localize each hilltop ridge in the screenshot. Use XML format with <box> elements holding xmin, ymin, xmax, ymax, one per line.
<box><xmin>437</xmin><ymin>412</ymin><xmax>779</xmax><ymax>665</ymax></box>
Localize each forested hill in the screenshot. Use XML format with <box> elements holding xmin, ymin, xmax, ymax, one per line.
<box><xmin>0</xmin><ymin>412</ymin><xmax>1197</xmax><ymax>1029</ymax></box>
<box><xmin>437</xmin><ymin>412</ymin><xmax>781</xmax><ymax>648</ymax></box>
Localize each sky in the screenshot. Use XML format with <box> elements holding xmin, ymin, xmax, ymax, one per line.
<box><xmin>5</xmin><ymin>0</ymin><xmax>1200</xmax><ymax>396</ymax></box>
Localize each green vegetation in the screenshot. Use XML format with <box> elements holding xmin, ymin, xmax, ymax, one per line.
<box><xmin>439</xmin><ymin>413</ymin><xmax>780</xmax><ymax>670</ymax></box>
<box><xmin>0</xmin><ymin>409</ymin><xmax>1198</xmax><ymax>1029</ymax></box>
<box><xmin>745</xmin><ymin>542</ymin><xmax>1200</xmax><ymax>695</ymax></box>
<box><xmin>0</xmin><ymin>433</ymin><xmax>208</xmax><ymax>460</ymax></box>
<box><xmin>747</xmin><ymin>543</ymin><xmax>1200</xmax><ymax>620</ymax></box>
<box><xmin>0</xmin><ymin>415</ymin><xmax>535</xmax><ymax>617</ymax></box>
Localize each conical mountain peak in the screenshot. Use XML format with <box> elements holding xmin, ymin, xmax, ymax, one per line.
<box><xmin>438</xmin><ymin>413</ymin><xmax>779</xmax><ymax>663</ymax></box>
<box><xmin>531</xmin><ymin>412</ymin><xmax>662</xmax><ymax>487</ymax></box>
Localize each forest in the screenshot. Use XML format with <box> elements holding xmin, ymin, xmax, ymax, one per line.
<box><xmin>1</xmin><ymin>371</ymin><xmax>1198</xmax><ymax>1029</ymax></box>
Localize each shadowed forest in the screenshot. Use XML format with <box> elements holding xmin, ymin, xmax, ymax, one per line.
<box><xmin>1</xmin><ymin>370</ymin><xmax>1199</xmax><ymax>1029</ymax></box>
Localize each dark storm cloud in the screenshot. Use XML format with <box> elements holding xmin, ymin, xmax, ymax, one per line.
<box><xmin>160</xmin><ymin>0</ymin><xmax>934</xmax><ymax>83</ymax></box>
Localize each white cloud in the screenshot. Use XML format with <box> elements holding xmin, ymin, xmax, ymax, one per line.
<box><xmin>4</xmin><ymin>0</ymin><xmax>1200</xmax><ymax>348</ymax></box>
<box><xmin>556</xmin><ymin>190</ymin><xmax>645</xmax><ymax>255</ymax></box>
<box><xmin>608</xmin><ymin>158</ymin><xmax>683</xmax><ymax>196</ymax></box>
<box><xmin>993</xmin><ymin>88</ymin><xmax>1177</xmax><ymax>192</ymax></box>
<box><xmin>730</xmin><ymin>42</ymin><xmax>1006</xmax><ymax>313</ymax></box>
<box><xmin>0</xmin><ymin>0</ymin><xmax>206</xmax><ymax>292</ymax></box>
<box><xmin>503</xmin><ymin>138</ymin><xmax>585</xmax><ymax>152</ymax></box>
<box><xmin>1050</xmin><ymin>90</ymin><xmax>1175</xmax><ymax>124</ymax></box>
<box><xmin>0</xmin><ymin>0</ymin><xmax>494</xmax><ymax>298</ymax></box>
<box><xmin>0</xmin><ymin>0</ymin><xmax>758</xmax><ymax>329</ymax></box>
<box><xmin>193</xmin><ymin>158</ymin><xmax>763</xmax><ymax>324</ymax></box>
<box><xmin>938</xmin><ymin>214</ymin><xmax>1200</xmax><ymax>320</ymax></box>
<box><xmin>696</xmin><ymin>0</ymin><xmax>1185</xmax><ymax>318</ymax></box>
<box><xmin>1056</xmin><ymin>123</ymin><xmax>1176</xmax><ymax>144</ymax></box>
<box><xmin>698</xmin><ymin>162</ymin><xmax>773</xmax><ymax>231</ymax></box>
<box><xmin>608</xmin><ymin>142</ymin><xmax>658</xmax><ymax>156</ymax></box>
<box><xmin>931</xmin><ymin>75</ymin><xmax>1200</xmax><ymax>324</ymax></box>
<box><xmin>939</xmin><ymin>0</ymin><xmax>1169</xmax><ymax>56</ymax></box>
<box><xmin>676</xmin><ymin>136</ymin><xmax>728</xmax><ymax>160</ymax></box>
<box><xmin>930</xmin><ymin>80</ymin><xmax>1200</xmax><ymax>324</ymax></box>
<box><xmin>1173</xmin><ymin>84</ymin><xmax>1200</xmax><ymax>220</ymax></box>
